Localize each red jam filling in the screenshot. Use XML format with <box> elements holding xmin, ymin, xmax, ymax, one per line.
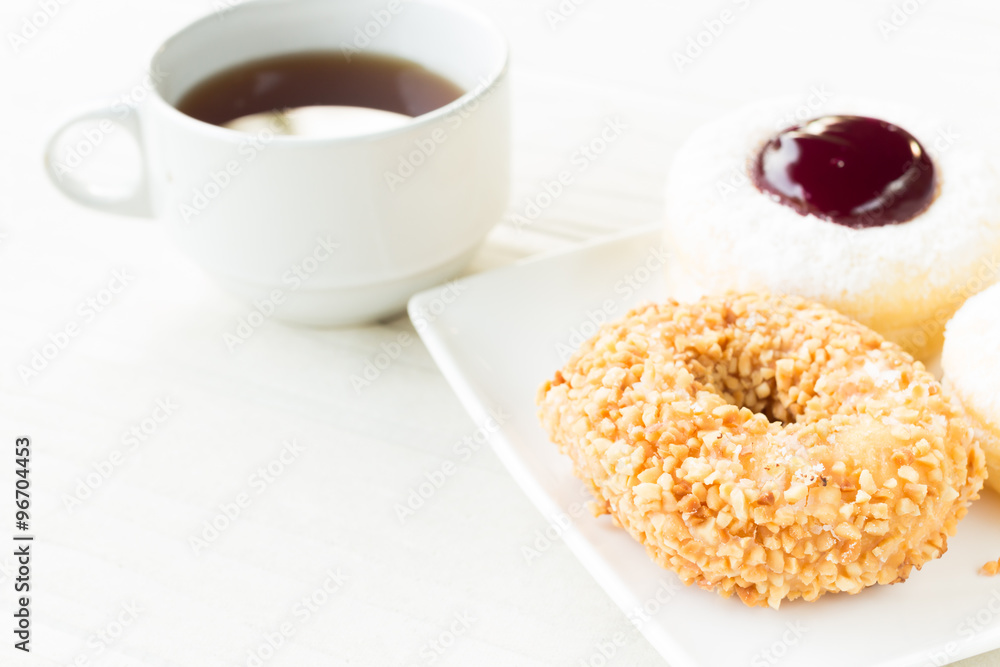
<box><xmin>752</xmin><ymin>115</ymin><xmax>935</xmax><ymax>228</ymax></box>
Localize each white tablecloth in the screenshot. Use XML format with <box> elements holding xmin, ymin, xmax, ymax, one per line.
<box><xmin>3</xmin><ymin>0</ymin><xmax>1000</xmax><ymax>664</ymax></box>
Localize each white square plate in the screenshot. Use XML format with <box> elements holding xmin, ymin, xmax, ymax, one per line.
<box><xmin>408</xmin><ymin>225</ymin><xmax>1000</xmax><ymax>667</ymax></box>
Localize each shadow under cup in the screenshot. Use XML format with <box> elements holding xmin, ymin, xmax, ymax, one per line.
<box><xmin>148</xmin><ymin>0</ymin><xmax>510</xmax><ymax>326</ymax></box>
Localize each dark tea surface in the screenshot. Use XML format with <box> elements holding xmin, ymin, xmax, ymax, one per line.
<box><xmin>176</xmin><ymin>51</ymin><xmax>465</xmax><ymax>126</ymax></box>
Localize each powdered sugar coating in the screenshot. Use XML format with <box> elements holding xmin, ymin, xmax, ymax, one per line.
<box><xmin>943</xmin><ymin>282</ymin><xmax>1000</xmax><ymax>491</ymax></box>
<box><xmin>663</xmin><ymin>97</ymin><xmax>1000</xmax><ymax>359</ymax></box>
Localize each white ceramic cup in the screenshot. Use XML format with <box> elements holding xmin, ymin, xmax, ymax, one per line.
<box><xmin>45</xmin><ymin>0</ymin><xmax>510</xmax><ymax>326</ymax></box>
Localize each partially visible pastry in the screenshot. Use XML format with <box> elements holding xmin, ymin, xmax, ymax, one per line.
<box><xmin>943</xmin><ymin>282</ymin><xmax>1000</xmax><ymax>493</ymax></box>
<box><xmin>664</xmin><ymin>98</ymin><xmax>1000</xmax><ymax>359</ymax></box>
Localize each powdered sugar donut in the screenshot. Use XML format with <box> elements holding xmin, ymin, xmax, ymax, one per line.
<box><xmin>663</xmin><ymin>98</ymin><xmax>1000</xmax><ymax>360</ymax></box>
<box><xmin>943</xmin><ymin>282</ymin><xmax>1000</xmax><ymax>493</ymax></box>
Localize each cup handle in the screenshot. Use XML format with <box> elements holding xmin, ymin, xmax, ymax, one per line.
<box><xmin>44</xmin><ymin>104</ymin><xmax>152</xmax><ymax>218</ymax></box>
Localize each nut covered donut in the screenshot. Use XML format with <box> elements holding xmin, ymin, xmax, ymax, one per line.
<box><xmin>537</xmin><ymin>293</ymin><xmax>985</xmax><ymax>608</ymax></box>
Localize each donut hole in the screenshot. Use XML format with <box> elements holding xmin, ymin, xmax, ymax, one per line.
<box><xmin>680</xmin><ymin>337</ymin><xmax>801</xmax><ymax>426</ymax></box>
<box><xmin>694</xmin><ymin>360</ymin><xmax>795</xmax><ymax>425</ymax></box>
